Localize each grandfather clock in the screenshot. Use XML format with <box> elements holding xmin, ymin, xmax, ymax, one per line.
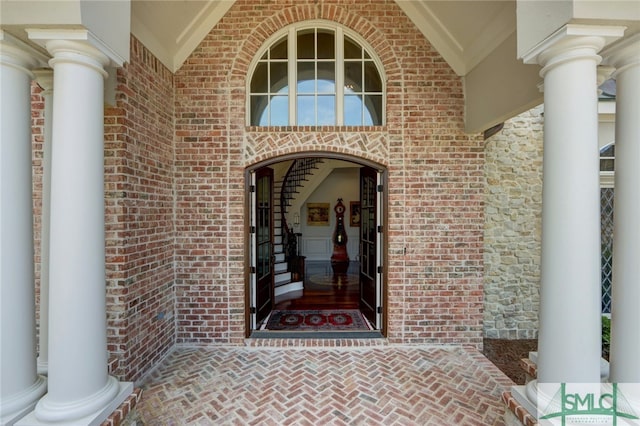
<box><xmin>330</xmin><ymin>198</ymin><xmax>349</xmax><ymax>269</ymax></box>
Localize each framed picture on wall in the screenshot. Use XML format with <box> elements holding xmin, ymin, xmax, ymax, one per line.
<box><xmin>350</xmin><ymin>201</ymin><xmax>360</xmax><ymax>227</ymax></box>
<box><xmin>307</xmin><ymin>203</ymin><xmax>330</xmax><ymax>226</ymax></box>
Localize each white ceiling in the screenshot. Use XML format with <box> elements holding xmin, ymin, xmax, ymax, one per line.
<box><xmin>131</xmin><ymin>0</ymin><xmax>516</xmax><ymax>75</ymax></box>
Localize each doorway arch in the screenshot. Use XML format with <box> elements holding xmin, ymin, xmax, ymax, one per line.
<box><xmin>244</xmin><ymin>152</ymin><xmax>388</xmax><ymax>337</ymax></box>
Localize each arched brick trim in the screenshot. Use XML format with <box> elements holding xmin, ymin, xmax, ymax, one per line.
<box><xmin>230</xmin><ymin>3</ymin><xmax>401</xmax><ymax>89</ymax></box>
<box><xmin>245</xmin><ymin>131</ymin><xmax>389</xmax><ymax>167</ymax></box>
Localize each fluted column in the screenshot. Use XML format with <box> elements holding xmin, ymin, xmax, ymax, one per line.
<box><xmin>0</xmin><ymin>31</ymin><xmax>48</xmax><ymax>425</ymax></box>
<box><xmin>33</xmin><ymin>69</ymin><xmax>53</xmax><ymax>377</ymax></box>
<box><xmin>26</xmin><ymin>35</ymin><xmax>120</xmax><ymax>424</ymax></box>
<box><xmin>605</xmin><ymin>34</ymin><xmax>640</xmax><ymax>388</ymax></box>
<box><xmin>520</xmin><ymin>25</ymin><xmax>624</xmax><ymax>406</ymax></box>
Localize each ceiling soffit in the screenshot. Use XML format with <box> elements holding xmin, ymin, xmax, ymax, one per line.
<box><xmin>395</xmin><ymin>0</ymin><xmax>516</xmax><ymax>76</ymax></box>
<box><xmin>131</xmin><ymin>0</ymin><xmax>234</xmax><ymax>72</ymax></box>
<box><xmin>131</xmin><ymin>0</ymin><xmax>516</xmax><ymax>76</ymax></box>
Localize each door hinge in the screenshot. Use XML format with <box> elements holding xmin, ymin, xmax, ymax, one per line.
<box><xmin>377</xmin><ymin>266</ymin><xmax>383</xmax><ymax>274</ymax></box>
<box><xmin>250</xmin><ymin>226</ymin><xmax>256</xmax><ymax>234</ymax></box>
<box><xmin>377</xmin><ymin>306</ymin><xmax>382</xmax><ymax>314</ymax></box>
<box><xmin>377</xmin><ymin>184</ymin><xmax>383</xmax><ymax>193</ymax></box>
<box><xmin>250</xmin><ymin>266</ymin><xmax>256</xmax><ymax>274</ymax></box>
<box><xmin>250</xmin><ymin>307</ymin><xmax>256</xmax><ymax>314</ymax></box>
<box><xmin>377</xmin><ymin>225</ymin><xmax>383</xmax><ymax>233</ymax></box>
<box><xmin>249</xmin><ymin>185</ymin><xmax>256</xmax><ymax>193</ymax></box>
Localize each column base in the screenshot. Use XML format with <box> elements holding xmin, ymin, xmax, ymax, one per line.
<box><xmin>36</xmin><ymin>359</ymin><xmax>47</xmax><ymax>376</ymax></box>
<box><xmin>510</xmin><ymin>384</ymin><xmax>538</xmax><ymax>419</ymax></box>
<box><xmin>0</xmin><ymin>376</ymin><xmax>47</xmax><ymax>426</ymax></box>
<box><xmin>16</xmin><ymin>381</ymin><xmax>133</xmax><ymax>426</ymax></box>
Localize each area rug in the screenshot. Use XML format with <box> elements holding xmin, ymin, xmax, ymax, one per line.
<box><xmin>264</xmin><ymin>310</ymin><xmax>372</xmax><ymax>331</ymax></box>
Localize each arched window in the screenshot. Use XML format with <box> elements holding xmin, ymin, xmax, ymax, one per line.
<box><xmin>248</xmin><ymin>22</ymin><xmax>385</xmax><ymax>126</ymax></box>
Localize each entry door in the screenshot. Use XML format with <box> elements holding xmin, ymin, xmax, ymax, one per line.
<box><xmin>250</xmin><ymin>167</ymin><xmax>274</xmax><ymax>328</ymax></box>
<box><xmin>359</xmin><ymin>167</ymin><xmax>382</xmax><ymax>328</ymax></box>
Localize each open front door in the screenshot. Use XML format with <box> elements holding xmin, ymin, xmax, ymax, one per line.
<box><xmin>359</xmin><ymin>167</ymin><xmax>382</xmax><ymax>328</ymax></box>
<box><xmin>250</xmin><ymin>167</ymin><xmax>274</xmax><ymax>328</ymax></box>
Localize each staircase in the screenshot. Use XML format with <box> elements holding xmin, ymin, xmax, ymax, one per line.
<box><xmin>273</xmin><ymin>199</ymin><xmax>300</xmax><ymax>300</ymax></box>
<box><xmin>272</xmin><ymin>158</ymin><xmax>325</xmax><ymax>301</ymax></box>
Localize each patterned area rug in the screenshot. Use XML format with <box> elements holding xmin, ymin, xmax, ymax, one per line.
<box><xmin>264</xmin><ymin>310</ymin><xmax>372</xmax><ymax>331</ymax></box>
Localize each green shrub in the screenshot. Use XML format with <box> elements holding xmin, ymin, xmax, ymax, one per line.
<box><xmin>602</xmin><ymin>316</ymin><xmax>611</xmax><ymax>346</ymax></box>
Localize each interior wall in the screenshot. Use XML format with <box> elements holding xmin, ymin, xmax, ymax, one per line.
<box><xmin>301</xmin><ymin>168</ymin><xmax>360</xmax><ymax>261</ymax></box>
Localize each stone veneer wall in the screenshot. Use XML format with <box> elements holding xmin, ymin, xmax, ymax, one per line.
<box><xmin>174</xmin><ymin>0</ymin><xmax>486</xmax><ymax>347</ymax></box>
<box><xmin>483</xmin><ymin>106</ymin><xmax>543</xmax><ymax>339</ymax></box>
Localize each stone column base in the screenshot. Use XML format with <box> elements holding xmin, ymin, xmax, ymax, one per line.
<box><xmin>16</xmin><ymin>382</ymin><xmax>133</xmax><ymax>426</ymax></box>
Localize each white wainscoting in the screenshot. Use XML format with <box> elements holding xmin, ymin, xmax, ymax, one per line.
<box><xmin>301</xmin><ymin>237</ymin><xmax>360</xmax><ymax>261</ymax></box>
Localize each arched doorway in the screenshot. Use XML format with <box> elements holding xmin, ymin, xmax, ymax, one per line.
<box><xmin>245</xmin><ymin>153</ymin><xmax>387</xmax><ymax>337</ymax></box>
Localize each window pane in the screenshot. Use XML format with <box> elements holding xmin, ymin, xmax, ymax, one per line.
<box><xmin>251</xmin><ymin>95</ymin><xmax>268</xmax><ymax>126</ymax></box>
<box><xmin>317</xmin><ymin>95</ymin><xmax>335</xmax><ymax>125</ymax></box>
<box><xmin>270</xmin><ymin>62</ymin><xmax>288</xmax><ymax>93</ymax></box>
<box><xmin>270</xmin><ymin>95</ymin><xmax>288</xmax><ymax>126</ymax></box>
<box><xmin>344</xmin><ymin>94</ymin><xmax>363</xmax><ymax>125</ymax></box>
<box><xmin>317</xmin><ymin>30</ymin><xmax>335</xmax><ymax>59</ymax></box>
<box><xmin>601</xmin><ymin>144</ymin><xmax>615</xmax><ymax>157</ymax></box>
<box><xmin>600</xmin><ymin>159</ymin><xmax>615</xmax><ymax>172</ymax></box>
<box><xmin>364</xmin><ymin>62</ymin><xmax>382</xmax><ymax>92</ymax></box>
<box><xmin>344</xmin><ymin>62</ymin><xmax>362</xmax><ymax>92</ymax></box>
<box><xmin>297</xmin><ymin>30</ymin><xmax>315</xmax><ymax>59</ymax></box>
<box><xmin>317</xmin><ymin>62</ymin><xmax>335</xmax><ymax>93</ymax></box>
<box><xmin>297</xmin><ymin>95</ymin><xmax>315</xmax><ymax>125</ymax></box>
<box><xmin>251</xmin><ymin>63</ymin><xmax>268</xmax><ymax>93</ymax></box>
<box><xmin>271</xmin><ymin>38</ymin><xmax>287</xmax><ymax>59</ymax></box>
<box><xmin>364</xmin><ymin>95</ymin><xmax>382</xmax><ymax>125</ymax></box>
<box><xmin>297</xmin><ymin>62</ymin><xmax>315</xmax><ymax>93</ymax></box>
<box><xmin>344</xmin><ymin>37</ymin><xmax>360</xmax><ymax>59</ymax></box>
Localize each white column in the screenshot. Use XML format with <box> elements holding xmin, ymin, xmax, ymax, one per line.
<box><xmin>28</xmin><ymin>37</ymin><xmax>120</xmax><ymax>424</ymax></box>
<box><xmin>33</xmin><ymin>69</ymin><xmax>53</xmax><ymax>376</ymax></box>
<box><xmin>521</xmin><ymin>25</ymin><xmax>624</xmax><ymax>404</ymax></box>
<box><xmin>605</xmin><ymin>34</ymin><xmax>640</xmax><ymax>385</ymax></box>
<box><xmin>0</xmin><ymin>32</ymin><xmax>48</xmax><ymax>425</ymax></box>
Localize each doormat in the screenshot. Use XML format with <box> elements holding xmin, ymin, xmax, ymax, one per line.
<box><xmin>263</xmin><ymin>310</ymin><xmax>372</xmax><ymax>331</ymax></box>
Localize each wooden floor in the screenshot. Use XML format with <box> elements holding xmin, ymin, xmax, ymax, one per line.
<box><xmin>274</xmin><ymin>260</ymin><xmax>360</xmax><ymax>310</ymax></box>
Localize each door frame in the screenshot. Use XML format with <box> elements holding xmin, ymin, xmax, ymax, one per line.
<box><xmin>244</xmin><ymin>152</ymin><xmax>388</xmax><ymax>337</ymax></box>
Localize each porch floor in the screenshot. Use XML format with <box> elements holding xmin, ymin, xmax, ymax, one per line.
<box><xmin>133</xmin><ymin>341</ymin><xmax>514</xmax><ymax>425</ymax></box>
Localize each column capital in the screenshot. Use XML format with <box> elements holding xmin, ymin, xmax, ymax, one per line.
<box><xmin>26</xmin><ymin>28</ymin><xmax>125</xmax><ymax>68</ymax></box>
<box><xmin>0</xmin><ymin>31</ymin><xmax>49</xmax><ymax>76</ymax></box>
<box><xmin>33</xmin><ymin>68</ymin><xmax>54</xmax><ymax>94</ymax></box>
<box><xmin>27</xmin><ymin>31</ymin><xmax>111</xmax><ymax>79</ymax></box>
<box><xmin>603</xmin><ymin>33</ymin><xmax>640</xmax><ymax>78</ymax></box>
<box><xmin>522</xmin><ymin>24</ymin><xmax>626</xmax><ymax>76</ymax></box>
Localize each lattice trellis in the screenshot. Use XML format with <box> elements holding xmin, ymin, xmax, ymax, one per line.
<box><xmin>601</xmin><ymin>187</ymin><xmax>614</xmax><ymax>314</ymax></box>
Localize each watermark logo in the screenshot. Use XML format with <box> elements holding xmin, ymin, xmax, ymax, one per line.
<box><xmin>538</xmin><ymin>383</ymin><xmax>640</xmax><ymax>425</ymax></box>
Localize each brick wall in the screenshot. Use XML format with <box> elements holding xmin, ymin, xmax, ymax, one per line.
<box><xmin>31</xmin><ymin>83</ymin><xmax>45</xmax><ymax>346</ymax></box>
<box><xmin>174</xmin><ymin>0</ymin><xmax>485</xmax><ymax>347</ymax></box>
<box><xmin>103</xmin><ymin>37</ymin><xmax>176</xmax><ymax>380</ymax></box>
<box><xmin>31</xmin><ymin>0</ymin><xmax>488</xmax><ymax>379</ymax></box>
<box><xmin>483</xmin><ymin>107</ymin><xmax>543</xmax><ymax>339</ymax></box>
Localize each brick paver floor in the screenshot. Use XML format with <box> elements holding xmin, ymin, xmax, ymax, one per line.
<box><xmin>135</xmin><ymin>342</ymin><xmax>513</xmax><ymax>425</ymax></box>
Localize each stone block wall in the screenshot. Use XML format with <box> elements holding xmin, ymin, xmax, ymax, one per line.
<box><xmin>483</xmin><ymin>106</ymin><xmax>543</xmax><ymax>339</ymax></box>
